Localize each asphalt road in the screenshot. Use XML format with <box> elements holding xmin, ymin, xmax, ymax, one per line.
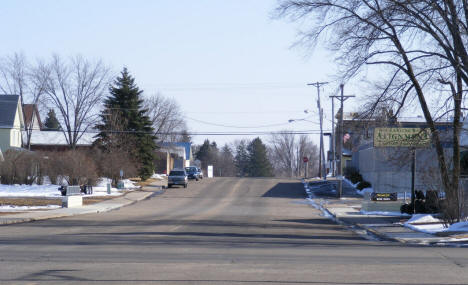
<box><xmin>0</xmin><ymin>177</ymin><xmax>467</xmax><ymax>285</ymax></box>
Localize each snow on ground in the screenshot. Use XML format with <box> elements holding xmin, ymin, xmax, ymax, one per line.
<box><xmin>406</xmin><ymin>214</ymin><xmax>442</xmax><ymax>224</ymax></box>
<box><xmin>151</xmin><ymin>173</ymin><xmax>166</xmax><ymax>180</ymax></box>
<box><xmin>402</xmin><ymin>214</ymin><xmax>468</xmax><ymax>234</ymax></box>
<box><xmin>0</xmin><ymin>178</ymin><xmax>141</xmax><ymax>198</ymax></box>
<box><xmin>446</xmin><ymin>221</ymin><xmax>468</xmax><ymax>232</ymax></box>
<box><xmin>0</xmin><ymin>184</ymin><xmax>61</xmax><ymax>197</ymax></box>
<box><xmin>344</xmin><ymin>178</ymin><xmax>359</xmax><ymax>189</ymax></box>
<box><xmin>404</xmin><ymin>222</ymin><xmax>447</xmax><ymax>234</ymax></box>
<box><xmin>95</xmin><ymin>178</ymin><xmax>140</xmax><ymax>190</ymax></box>
<box><xmin>0</xmin><ymin>205</ymin><xmax>61</xmax><ymax>211</ymax></box>
<box><xmin>360</xmin><ymin>211</ymin><xmax>410</xmax><ymax>217</ymax></box>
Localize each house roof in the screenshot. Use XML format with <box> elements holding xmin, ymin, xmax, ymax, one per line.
<box><xmin>25</xmin><ymin>130</ymin><xmax>95</xmax><ymax>146</ymax></box>
<box><xmin>160</xmin><ymin>142</ymin><xmax>192</xmax><ymax>160</ymax></box>
<box><xmin>159</xmin><ymin>145</ymin><xmax>186</xmax><ymax>158</ymax></box>
<box><xmin>0</xmin><ymin>95</ymin><xmax>21</xmax><ymax>128</ymax></box>
<box><xmin>23</xmin><ymin>104</ymin><xmax>43</xmax><ymax>130</ymax></box>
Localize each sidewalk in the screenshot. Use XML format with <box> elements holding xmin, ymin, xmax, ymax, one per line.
<box><xmin>304</xmin><ymin>179</ymin><xmax>468</xmax><ymax>246</ymax></box>
<box><xmin>0</xmin><ymin>182</ymin><xmax>165</xmax><ymax>226</ymax></box>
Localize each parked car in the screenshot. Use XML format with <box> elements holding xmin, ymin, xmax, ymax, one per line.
<box><xmin>185</xmin><ymin>166</ymin><xmax>200</xmax><ymax>181</ymax></box>
<box><xmin>168</xmin><ymin>168</ymin><xmax>188</xmax><ymax>188</ymax></box>
<box><xmin>196</xmin><ymin>167</ymin><xmax>203</xmax><ymax>179</ymax></box>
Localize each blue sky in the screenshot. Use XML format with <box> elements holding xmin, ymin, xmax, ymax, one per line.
<box><xmin>0</xmin><ymin>0</ymin><xmax>358</xmax><ymax>146</ymax></box>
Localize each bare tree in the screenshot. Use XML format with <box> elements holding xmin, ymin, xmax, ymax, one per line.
<box><xmin>269</xmin><ymin>132</ymin><xmax>295</xmax><ymax>177</ymax></box>
<box><xmin>0</xmin><ymin>53</ymin><xmax>49</xmax><ymax>149</ymax></box>
<box><xmin>268</xmin><ymin>132</ymin><xmax>318</xmax><ymax>177</ymax></box>
<box><xmin>144</xmin><ymin>93</ymin><xmax>187</xmax><ymax>143</ymax></box>
<box><xmin>0</xmin><ymin>53</ymin><xmax>27</xmax><ymax>99</ymax></box>
<box><xmin>277</xmin><ymin>0</ymin><xmax>468</xmax><ymax>223</ymax></box>
<box><xmin>43</xmin><ymin>55</ymin><xmax>109</xmax><ymax>149</ymax></box>
<box><xmin>297</xmin><ymin>134</ymin><xmax>319</xmax><ymax>178</ymax></box>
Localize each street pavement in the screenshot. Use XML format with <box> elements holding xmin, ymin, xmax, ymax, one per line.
<box><xmin>1</xmin><ymin>178</ymin><xmax>466</xmax><ymax>245</ymax></box>
<box><xmin>0</xmin><ymin>178</ymin><xmax>467</xmax><ymax>284</ymax></box>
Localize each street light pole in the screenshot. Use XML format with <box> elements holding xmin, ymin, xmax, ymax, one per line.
<box><xmin>331</xmin><ymin>97</ymin><xmax>336</xmax><ymax>176</ymax></box>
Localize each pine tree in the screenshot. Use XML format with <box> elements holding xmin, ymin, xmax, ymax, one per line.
<box><xmin>247</xmin><ymin>137</ymin><xmax>274</xmax><ymax>177</ymax></box>
<box><xmin>95</xmin><ymin>68</ymin><xmax>156</xmax><ymax>180</ymax></box>
<box><xmin>219</xmin><ymin>144</ymin><xmax>235</xmax><ymax>176</ymax></box>
<box><xmin>234</xmin><ymin>140</ymin><xmax>249</xmax><ymax>177</ymax></box>
<box><xmin>195</xmin><ymin>139</ymin><xmax>218</xmax><ymax>170</ymax></box>
<box><xmin>43</xmin><ymin>109</ymin><xmax>62</xmax><ymax>131</ymax></box>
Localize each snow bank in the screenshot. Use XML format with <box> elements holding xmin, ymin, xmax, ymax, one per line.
<box><xmin>403</xmin><ymin>214</ymin><xmax>445</xmax><ymax>234</ymax></box>
<box><xmin>122</xmin><ymin>179</ymin><xmax>140</xmax><ymax>189</ymax></box>
<box><xmin>406</xmin><ymin>214</ymin><xmax>442</xmax><ymax>224</ymax></box>
<box><xmin>406</xmin><ymin>223</ymin><xmax>446</xmax><ymax>234</ymax></box>
<box><xmin>403</xmin><ymin>215</ymin><xmax>468</xmax><ymax>234</ymax></box>
<box><xmin>360</xmin><ymin>211</ymin><xmax>410</xmax><ymax>217</ymax></box>
<box><xmin>344</xmin><ymin>178</ymin><xmax>359</xmax><ymax>188</ymax></box>
<box><xmin>151</xmin><ymin>173</ymin><xmax>166</xmax><ymax>180</ymax></box>
<box><xmin>446</xmin><ymin>221</ymin><xmax>468</xmax><ymax>232</ymax></box>
<box><xmin>343</xmin><ymin>178</ymin><xmax>372</xmax><ymax>196</ymax></box>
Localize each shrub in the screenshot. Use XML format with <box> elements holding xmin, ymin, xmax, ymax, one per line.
<box><xmin>425</xmin><ymin>190</ymin><xmax>441</xmax><ymax>213</ymax></box>
<box><xmin>92</xmin><ymin>148</ymin><xmax>138</xmax><ymax>187</ymax></box>
<box><xmin>400</xmin><ymin>203</ymin><xmax>411</xmax><ymax>214</ymax></box>
<box><xmin>400</xmin><ymin>190</ymin><xmax>443</xmax><ymax>214</ymax></box>
<box><xmin>350</xmin><ymin>173</ymin><xmax>363</xmax><ymax>184</ymax></box>
<box><xmin>344</xmin><ymin>166</ymin><xmax>363</xmax><ymax>184</ymax></box>
<box><xmin>0</xmin><ymin>149</ymin><xmax>41</xmax><ymax>185</ymax></box>
<box><xmin>40</xmin><ymin>150</ymin><xmax>98</xmax><ymax>186</ymax></box>
<box><xmin>356</xmin><ymin>180</ymin><xmax>371</xmax><ymax>190</ymax></box>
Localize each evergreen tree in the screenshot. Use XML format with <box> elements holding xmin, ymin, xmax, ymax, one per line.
<box><xmin>95</xmin><ymin>68</ymin><xmax>156</xmax><ymax>180</ymax></box>
<box><xmin>218</xmin><ymin>144</ymin><xmax>235</xmax><ymax>176</ymax></box>
<box><xmin>234</xmin><ymin>140</ymin><xmax>249</xmax><ymax>177</ymax></box>
<box><xmin>195</xmin><ymin>139</ymin><xmax>218</xmax><ymax>170</ymax></box>
<box><xmin>247</xmin><ymin>137</ymin><xmax>274</xmax><ymax>177</ymax></box>
<box><xmin>43</xmin><ymin>109</ymin><xmax>62</xmax><ymax>131</ymax></box>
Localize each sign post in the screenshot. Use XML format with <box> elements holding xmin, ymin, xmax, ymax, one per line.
<box><xmin>303</xmin><ymin>157</ymin><xmax>309</xmax><ymax>179</ymax></box>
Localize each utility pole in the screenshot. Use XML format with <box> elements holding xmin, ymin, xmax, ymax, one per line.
<box><xmin>308</xmin><ymin>82</ymin><xmax>328</xmax><ymax>180</ymax></box>
<box><xmin>330</xmin><ymin>84</ymin><xmax>355</xmax><ymax>198</ymax></box>
<box><xmin>330</xmin><ymin>97</ymin><xmax>336</xmax><ymax>176</ymax></box>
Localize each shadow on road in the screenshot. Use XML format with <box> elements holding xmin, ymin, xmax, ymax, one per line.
<box><xmin>261</xmin><ymin>182</ymin><xmax>305</xmax><ymax>199</ymax></box>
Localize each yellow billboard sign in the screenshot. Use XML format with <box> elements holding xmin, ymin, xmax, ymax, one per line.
<box><xmin>374</xmin><ymin>128</ymin><xmax>431</xmax><ymax>148</ymax></box>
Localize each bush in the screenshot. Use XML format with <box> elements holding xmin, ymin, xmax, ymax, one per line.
<box><xmin>344</xmin><ymin>166</ymin><xmax>363</xmax><ymax>184</ymax></box>
<box><xmin>0</xmin><ymin>149</ymin><xmax>42</xmax><ymax>185</ymax></box>
<box><xmin>425</xmin><ymin>190</ymin><xmax>441</xmax><ymax>213</ymax></box>
<box><xmin>40</xmin><ymin>150</ymin><xmax>98</xmax><ymax>186</ymax></box>
<box><xmin>0</xmin><ymin>149</ymin><xmax>100</xmax><ymax>186</ymax></box>
<box><xmin>356</xmin><ymin>181</ymin><xmax>371</xmax><ymax>190</ymax></box>
<box><xmin>92</xmin><ymin>148</ymin><xmax>138</xmax><ymax>187</ymax></box>
<box><xmin>400</xmin><ymin>190</ymin><xmax>443</xmax><ymax>214</ymax></box>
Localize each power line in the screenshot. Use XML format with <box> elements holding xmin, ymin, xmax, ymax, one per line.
<box><xmin>22</xmin><ymin>127</ymin><xmax>330</xmax><ymax>136</ymax></box>
<box><xmin>184</xmin><ymin>116</ymin><xmax>293</xmax><ymax>129</ymax></box>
